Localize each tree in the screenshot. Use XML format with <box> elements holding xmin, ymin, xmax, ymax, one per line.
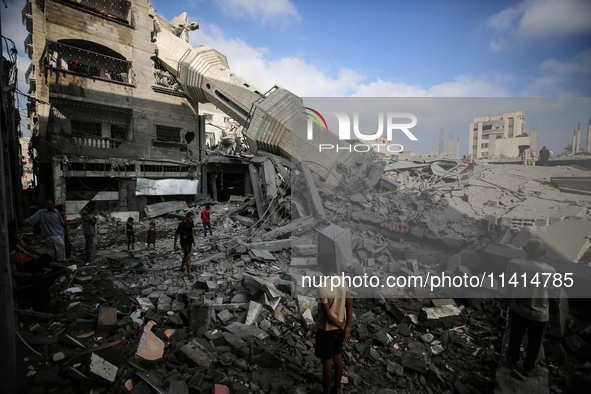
<box><xmin>564</xmin><ymin>144</ymin><xmax>572</xmax><ymax>152</ymax></box>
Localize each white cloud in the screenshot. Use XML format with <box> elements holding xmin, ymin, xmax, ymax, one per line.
<box><xmin>192</xmin><ymin>24</ymin><xmax>518</xmax><ymax>98</ymax></box>
<box><xmin>524</xmin><ymin>49</ymin><xmax>591</xmax><ymax>96</ymax></box>
<box><xmin>191</xmin><ymin>23</ymin><xmax>363</xmax><ymax>96</ymax></box>
<box><xmin>487</xmin><ymin>0</ymin><xmax>591</xmax><ymax>51</ymax></box>
<box><xmin>352</xmin><ymin>75</ymin><xmax>512</xmax><ymax>97</ymax></box>
<box><xmin>214</xmin><ymin>0</ymin><xmax>300</xmax><ymax>26</ymax></box>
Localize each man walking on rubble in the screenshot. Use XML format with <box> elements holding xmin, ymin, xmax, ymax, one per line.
<box><xmin>79</xmin><ymin>201</ymin><xmax>98</xmax><ymax>263</ymax></box>
<box><xmin>315</xmin><ymin>256</ymin><xmax>353</xmax><ymax>394</ymax></box>
<box><xmin>505</xmin><ymin>239</ymin><xmax>555</xmax><ymax>377</ymax></box>
<box><xmin>174</xmin><ymin>212</ymin><xmax>196</xmax><ymax>279</ymax></box>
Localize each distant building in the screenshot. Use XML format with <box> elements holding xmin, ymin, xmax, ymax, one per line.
<box><xmin>19</xmin><ymin>136</ymin><xmax>34</xmax><ymax>188</ymax></box>
<box><xmin>23</xmin><ymin>0</ymin><xmax>204</xmax><ymax>215</ymax></box>
<box><xmin>468</xmin><ymin>111</ymin><xmax>537</xmax><ymax>159</ymax></box>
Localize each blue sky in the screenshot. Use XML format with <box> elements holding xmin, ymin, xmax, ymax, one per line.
<box><xmin>2</xmin><ymin>0</ymin><xmax>591</xmax><ymax>154</ymax></box>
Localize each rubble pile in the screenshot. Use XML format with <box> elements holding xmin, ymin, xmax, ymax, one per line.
<box><xmin>14</xmin><ymin>158</ymin><xmax>591</xmax><ymax>393</ymax></box>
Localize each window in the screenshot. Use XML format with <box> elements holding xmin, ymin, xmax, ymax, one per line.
<box><xmin>204</xmin><ymin>113</ymin><xmax>213</xmax><ymax>121</ymax></box>
<box><xmin>156</xmin><ymin>125</ymin><xmax>181</xmax><ymax>143</ymax></box>
<box><xmin>224</xmin><ymin>117</ymin><xmax>230</xmax><ymax>124</ymax></box>
<box><xmin>71</xmin><ymin>120</ymin><xmax>101</xmax><ymax>137</ymax></box>
<box><xmin>111</xmin><ymin>124</ymin><xmax>128</xmax><ymax>140</ymax></box>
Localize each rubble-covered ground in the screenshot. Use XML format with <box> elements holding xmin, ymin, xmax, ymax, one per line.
<box><xmin>13</xmin><ymin>161</ymin><xmax>591</xmax><ymax>393</ymax></box>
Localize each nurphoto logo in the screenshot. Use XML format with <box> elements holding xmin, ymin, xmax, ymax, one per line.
<box><xmin>303</xmin><ymin>107</ymin><xmax>418</xmax><ymax>153</ymax></box>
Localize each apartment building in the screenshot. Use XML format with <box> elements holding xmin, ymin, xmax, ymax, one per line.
<box><xmin>468</xmin><ymin>111</ymin><xmax>537</xmax><ymax>159</ymax></box>
<box><xmin>23</xmin><ymin>0</ymin><xmax>204</xmax><ymax>215</ymax></box>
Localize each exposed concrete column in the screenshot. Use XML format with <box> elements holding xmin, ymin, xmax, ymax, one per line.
<box><xmin>456</xmin><ymin>138</ymin><xmax>460</xmax><ymax>159</ymax></box>
<box><xmin>439</xmin><ymin>129</ymin><xmax>445</xmax><ymax>156</ymax></box>
<box><xmin>448</xmin><ymin>137</ymin><xmax>453</xmax><ymax>157</ymax></box>
<box><xmin>530</xmin><ymin>130</ymin><xmax>538</xmax><ymax>153</ymax></box>
<box><xmin>576</xmin><ymin>123</ymin><xmax>581</xmax><ymax>152</ymax></box>
<box><xmin>489</xmin><ymin>135</ymin><xmax>496</xmax><ymax>157</ymax></box>
<box><xmin>587</xmin><ymin>117</ymin><xmax>591</xmax><ymax>152</ymax></box>
<box><xmin>476</xmin><ymin>123</ymin><xmax>483</xmax><ymax>158</ymax></box>
<box><xmin>503</xmin><ymin>118</ymin><xmax>509</xmax><ymax>138</ymax></box>
<box><xmin>467</xmin><ymin>124</ymin><xmax>473</xmax><ymax>158</ymax></box>
<box><xmin>572</xmin><ymin>130</ymin><xmax>576</xmax><ymax>153</ymax></box>
<box><xmin>52</xmin><ymin>156</ymin><xmax>66</xmax><ymax>204</ymax></box>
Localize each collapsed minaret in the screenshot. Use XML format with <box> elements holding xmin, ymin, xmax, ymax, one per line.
<box><xmin>152</xmin><ymin>14</ymin><xmax>370</xmax><ymax>184</ymax></box>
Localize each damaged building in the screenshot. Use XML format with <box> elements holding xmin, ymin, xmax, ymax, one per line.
<box><xmin>469</xmin><ymin>111</ymin><xmax>537</xmax><ymax>159</ymax></box>
<box><xmin>24</xmin><ymin>0</ymin><xmax>205</xmax><ymax>215</ymax></box>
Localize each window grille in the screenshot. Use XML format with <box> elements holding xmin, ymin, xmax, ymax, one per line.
<box><xmin>45</xmin><ymin>41</ymin><xmax>132</xmax><ymax>84</ymax></box>
<box><xmin>156</xmin><ymin>125</ymin><xmax>181</xmax><ymax>143</ymax></box>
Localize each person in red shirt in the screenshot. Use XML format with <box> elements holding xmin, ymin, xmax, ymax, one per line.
<box><xmin>200</xmin><ymin>205</ymin><xmax>213</xmax><ymax>238</ymax></box>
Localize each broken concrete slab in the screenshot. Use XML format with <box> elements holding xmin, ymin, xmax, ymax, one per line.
<box><xmin>224</xmin><ymin>322</ymin><xmax>269</xmax><ymax>340</ymax></box>
<box><xmin>189</xmin><ymin>304</ymin><xmax>213</xmax><ymax>336</ymax></box>
<box><xmin>244</xmin><ymin>301</ymin><xmax>263</xmax><ymax>325</ymax></box>
<box><xmin>179</xmin><ymin>339</ymin><xmax>214</xmax><ymax>368</ymax></box>
<box><xmin>422</xmin><ymin>305</ymin><xmax>463</xmax><ymax>320</ymax></box>
<box><xmin>144</xmin><ymin>201</ymin><xmax>189</xmax><ymax>218</ymax></box>
<box><xmin>317</xmin><ymin>223</ymin><xmax>352</xmax><ymax>274</ymax></box>
<box><xmin>96</xmin><ymin>307</ymin><xmax>118</xmax><ymax>335</ymax></box>
<box><xmin>135</xmin><ymin>321</ymin><xmax>165</xmax><ymax>361</ymax></box>
<box><xmin>88</xmin><ymin>353</ymin><xmax>118</xmax><ymax>384</ymax></box>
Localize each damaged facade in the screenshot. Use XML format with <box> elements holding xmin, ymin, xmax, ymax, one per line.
<box><xmin>24</xmin><ymin>0</ymin><xmax>204</xmax><ymax>214</ymax></box>
<box><xmin>469</xmin><ymin>111</ymin><xmax>537</xmax><ymax>159</ymax></box>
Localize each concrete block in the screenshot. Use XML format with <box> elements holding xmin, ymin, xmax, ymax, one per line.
<box><xmin>317</xmin><ymin>223</ymin><xmax>352</xmax><ymax>274</ymax></box>
<box><xmin>224</xmin><ymin>332</ymin><xmax>247</xmax><ymax>350</ymax></box>
<box><xmin>217</xmin><ymin>309</ymin><xmax>233</xmax><ymax>324</ymax></box>
<box><xmin>169</xmin><ymin>380</ymin><xmax>189</xmax><ymax>394</ymax></box>
<box><xmin>224</xmin><ymin>322</ymin><xmax>268</xmax><ymax>340</ymax></box>
<box><xmin>511</xmin><ymin>226</ymin><xmax>536</xmax><ymax>248</ymax></box>
<box><xmin>535</xmin><ymin>218</ymin><xmax>549</xmax><ymax>227</ymax></box>
<box><xmin>401</xmin><ymin>350</ymin><xmax>428</xmax><ymax>373</ymax></box>
<box><xmin>109</xmin><ymin>211</ymin><xmax>140</xmax><ymax>223</ymax></box>
<box><xmin>179</xmin><ymin>339</ymin><xmax>214</xmax><ymax>368</ymax></box>
<box><xmin>88</xmin><ymin>353</ymin><xmax>118</xmax><ymax>384</ymax></box>
<box><xmin>244</xmin><ymin>301</ymin><xmax>262</xmax><ymax>325</ymax></box>
<box><xmin>422</xmin><ymin>305</ymin><xmax>462</xmax><ymax>320</ymax></box>
<box><xmin>190</xmin><ymin>304</ymin><xmax>213</xmax><ymax>336</ymax></box>
<box><xmin>96</xmin><ymin>307</ymin><xmax>118</xmax><ymax>334</ymax></box>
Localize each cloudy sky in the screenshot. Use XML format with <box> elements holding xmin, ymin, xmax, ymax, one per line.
<box><xmin>2</xmin><ymin>0</ymin><xmax>590</xmax><ymax>154</ymax></box>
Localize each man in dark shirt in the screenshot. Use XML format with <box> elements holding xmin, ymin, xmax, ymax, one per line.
<box><xmin>538</xmin><ymin>146</ymin><xmax>551</xmax><ymax>166</ymax></box>
<box><xmin>174</xmin><ymin>212</ymin><xmax>195</xmax><ymax>278</ymax></box>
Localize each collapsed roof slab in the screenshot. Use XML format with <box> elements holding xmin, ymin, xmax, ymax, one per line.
<box><xmin>536</xmin><ymin>219</ymin><xmax>591</xmax><ymax>264</ymax></box>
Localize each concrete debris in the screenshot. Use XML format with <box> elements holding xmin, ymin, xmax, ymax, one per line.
<box><xmin>135</xmin><ymin>321</ymin><xmax>165</xmax><ymax>361</ymax></box>
<box><xmin>12</xmin><ymin>159</ymin><xmax>591</xmax><ymax>394</ymax></box>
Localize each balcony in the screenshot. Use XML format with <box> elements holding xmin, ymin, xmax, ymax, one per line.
<box><xmin>72</xmin><ymin>136</ymin><xmax>122</xmax><ymax>149</ymax></box>
<box><xmin>22</xmin><ymin>1</ymin><xmax>33</xmax><ymax>33</ymax></box>
<box><xmin>45</xmin><ymin>41</ymin><xmax>133</xmax><ymax>85</ymax></box>
<box><xmin>58</xmin><ymin>0</ymin><xmax>131</xmax><ymax>25</ymax></box>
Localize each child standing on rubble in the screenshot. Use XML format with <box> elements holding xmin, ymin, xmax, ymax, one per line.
<box><xmin>126</xmin><ymin>217</ymin><xmax>136</xmax><ymax>251</ymax></box>
<box><xmin>146</xmin><ymin>222</ymin><xmax>157</xmax><ymax>250</ymax></box>
<box><xmin>315</xmin><ymin>256</ymin><xmax>353</xmax><ymax>394</ymax></box>
<box><xmin>200</xmin><ymin>204</ymin><xmax>213</xmax><ymax>238</ymax></box>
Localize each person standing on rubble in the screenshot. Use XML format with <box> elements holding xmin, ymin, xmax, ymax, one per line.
<box><xmin>126</xmin><ymin>217</ymin><xmax>136</xmax><ymax>251</ymax></box>
<box><xmin>23</xmin><ymin>200</ymin><xmax>67</xmax><ymax>263</ymax></box>
<box><xmin>505</xmin><ymin>239</ymin><xmax>555</xmax><ymax>377</ymax></box>
<box><xmin>174</xmin><ymin>212</ymin><xmax>196</xmax><ymax>279</ymax></box>
<box><xmin>79</xmin><ymin>201</ymin><xmax>97</xmax><ymax>263</ymax></box>
<box><xmin>538</xmin><ymin>146</ymin><xmax>551</xmax><ymax>166</ymax></box>
<box><xmin>200</xmin><ymin>204</ymin><xmax>213</xmax><ymax>238</ymax></box>
<box><xmin>523</xmin><ymin>147</ymin><xmax>535</xmax><ymax>165</ymax></box>
<box><xmin>315</xmin><ymin>257</ymin><xmax>353</xmax><ymax>394</ymax></box>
